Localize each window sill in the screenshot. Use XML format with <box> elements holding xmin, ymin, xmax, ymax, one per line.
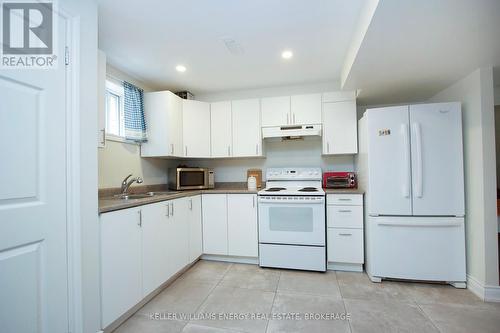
<box><xmin>105</xmin><ymin>134</ymin><xmax>141</xmax><ymax>146</ymax></box>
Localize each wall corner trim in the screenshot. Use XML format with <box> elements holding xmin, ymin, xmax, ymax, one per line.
<box><xmin>467</xmin><ymin>274</ymin><xmax>500</xmax><ymax>302</ymax></box>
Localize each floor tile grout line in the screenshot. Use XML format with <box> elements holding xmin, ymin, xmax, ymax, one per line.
<box><xmin>415</xmin><ymin>303</ymin><xmax>443</xmax><ymax>333</ymax></box>
<box><xmin>264</xmin><ymin>270</ymin><xmax>281</xmax><ymax>333</ymax></box>
<box><xmin>335</xmin><ymin>271</ymin><xmax>353</xmax><ymax>333</ymax></box>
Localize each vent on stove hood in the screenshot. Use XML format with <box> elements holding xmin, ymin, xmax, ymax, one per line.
<box><xmin>262</xmin><ymin>124</ymin><xmax>322</xmax><ymax>140</ymax></box>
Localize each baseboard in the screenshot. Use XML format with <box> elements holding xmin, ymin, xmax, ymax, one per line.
<box><xmin>467</xmin><ymin>274</ymin><xmax>500</xmax><ymax>302</ymax></box>
<box><xmin>201</xmin><ymin>254</ymin><xmax>259</xmax><ymax>265</ymax></box>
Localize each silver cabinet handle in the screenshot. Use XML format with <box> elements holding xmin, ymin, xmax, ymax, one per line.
<box><xmin>252</xmin><ymin>196</ymin><xmax>255</xmax><ymax>208</ymax></box>
<box><xmin>255</xmin><ymin>144</ymin><xmax>258</xmax><ymax>155</ymax></box>
<box><xmin>327</xmin><ymin>142</ymin><xmax>330</xmax><ymax>153</ymax></box>
<box><xmin>338</xmin><ymin>198</ymin><xmax>352</xmax><ymax>201</ymax></box>
<box><xmin>286</xmin><ymin>113</ymin><xmax>289</xmax><ymax>125</ymax></box>
<box><xmin>100</xmin><ymin>128</ymin><xmax>106</xmax><ymax>146</ymax></box>
<box><xmin>170</xmin><ymin>202</ymin><xmax>174</xmax><ymax>216</ymax></box>
<box><xmin>138</xmin><ymin>210</ymin><xmax>142</xmax><ymax>227</ymax></box>
<box><xmin>185</xmin><ymin>146</ymin><xmax>188</xmax><ymax>156</ymax></box>
<box><xmin>189</xmin><ymin>198</ymin><xmax>193</xmax><ymax>210</ymax></box>
<box><xmin>293</xmin><ymin>113</ymin><xmax>296</xmax><ymax>124</ymax></box>
<box><xmin>228</xmin><ymin>145</ymin><xmax>231</xmax><ymax>156</ymax></box>
<box><xmin>339</xmin><ymin>233</ymin><xmax>352</xmax><ymax>236</ymax></box>
<box><xmin>338</xmin><ymin>209</ymin><xmax>352</xmax><ymax>213</ymax></box>
<box><xmin>170</xmin><ymin>143</ymin><xmax>174</xmax><ymax>155</ymax></box>
<box><xmin>166</xmin><ymin>203</ymin><xmax>170</xmax><ymax>217</ymax></box>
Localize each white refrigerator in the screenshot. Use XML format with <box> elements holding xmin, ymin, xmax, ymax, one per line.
<box><xmin>357</xmin><ymin>102</ymin><xmax>466</xmax><ymax>287</ymax></box>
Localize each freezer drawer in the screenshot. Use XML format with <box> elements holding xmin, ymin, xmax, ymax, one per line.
<box><xmin>327</xmin><ymin>205</ymin><xmax>363</xmax><ymax>228</ymax></box>
<box><xmin>368</xmin><ymin>216</ymin><xmax>466</xmax><ymax>282</ymax></box>
<box><xmin>259</xmin><ymin>243</ymin><xmax>326</xmax><ymax>272</ymax></box>
<box><xmin>327</xmin><ymin>228</ymin><xmax>364</xmax><ymax>264</ymax></box>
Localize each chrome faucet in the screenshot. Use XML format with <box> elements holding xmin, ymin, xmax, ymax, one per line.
<box><xmin>121</xmin><ymin>174</ymin><xmax>143</xmax><ymax>194</ymax></box>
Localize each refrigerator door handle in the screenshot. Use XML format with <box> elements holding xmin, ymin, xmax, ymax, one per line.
<box><xmin>413</xmin><ymin>122</ymin><xmax>423</xmax><ymax>198</ymax></box>
<box><xmin>401</xmin><ymin>123</ymin><xmax>410</xmax><ymax>198</ymax></box>
<box><xmin>377</xmin><ymin>220</ymin><xmax>462</xmax><ymax>227</ymax></box>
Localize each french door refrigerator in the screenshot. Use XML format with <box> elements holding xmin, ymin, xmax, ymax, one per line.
<box><xmin>357</xmin><ymin>102</ymin><xmax>466</xmax><ymax>287</ymax></box>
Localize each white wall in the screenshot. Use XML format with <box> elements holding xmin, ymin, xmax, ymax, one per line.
<box><xmin>182</xmin><ymin>138</ymin><xmax>354</xmax><ymax>183</ymax></box>
<box><xmin>98</xmin><ymin>65</ymin><xmax>174</xmax><ymax>188</ymax></box>
<box><xmin>428</xmin><ymin>67</ymin><xmax>499</xmax><ymax>289</ymax></box>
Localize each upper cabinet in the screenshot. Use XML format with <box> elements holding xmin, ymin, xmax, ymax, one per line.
<box><xmin>232</xmin><ymin>99</ymin><xmax>262</xmax><ymax>157</ymax></box>
<box><xmin>210</xmin><ymin>101</ymin><xmax>232</xmax><ymax>157</ymax></box>
<box><xmin>322</xmin><ymin>99</ymin><xmax>358</xmax><ymax>155</ymax></box>
<box><xmin>261</xmin><ymin>94</ymin><xmax>321</xmax><ymax>127</ymax></box>
<box><xmin>141</xmin><ymin>91</ymin><xmax>183</xmax><ymax>157</ymax></box>
<box><xmin>291</xmin><ymin>93</ymin><xmax>322</xmax><ymax>125</ymax></box>
<box><xmin>261</xmin><ymin>96</ymin><xmax>290</xmax><ymax>127</ymax></box>
<box><xmin>183</xmin><ymin>100</ymin><xmax>211</xmax><ymax>158</ymax></box>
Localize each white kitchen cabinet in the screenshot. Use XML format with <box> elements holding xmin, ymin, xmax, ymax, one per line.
<box><xmin>227</xmin><ymin>194</ymin><xmax>258</xmax><ymax>257</ymax></box>
<box><xmin>141</xmin><ymin>202</ymin><xmax>170</xmax><ymax>296</ymax></box>
<box><xmin>327</xmin><ymin>194</ymin><xmax>364</xmax><ymax>272</ymax></box>
<box><xmin>202</xmin><ymin>194</ymin><xmax>228</xmax><ymax>255</ymax></box>
<box><xmin>322</xmin><ymin>100</ymin><xmax>358</xmax><ymax>155</ymax></box>
<box><xmin>210</xmin><ymin>101</ymin><xmax>232</xmax><ymax>157</ymax></box>
<box><xmin>183</xmin><ymin>99</ymin><xmax>211</xmax><ymax>157</ymax></box>
<box><xmin>291</xmin><ymin>93</ymin><xmax>322</xmax><ymax>125</ymax></box>
<box><xmin>188</xmin><ymin>195</ymin><xmax>203</xmax><ymax>261</ymax></box>
<box><xmin>261</xmin><ymin>96</ymin><xmax>290</xmax><ymax>127</ymax></box>
<box><xmin>141</xmin><ymin>91</ymin><xmax>183</xmax><ymax>157</ymax></box>
<box><xmin>167</xmin><ymin>198</ymin><xmax>190</xmax><ymax>273</ymax></box>
<box><xmin>231</xmin><ymin>99</ymin><xmax>262</xmax><ymax>157</ymax></box>
<box><xmin>100</xmin><ymin>207</ymin><xmax>143</xmax><ymax>328</ymax></box>
<box><xmin>97</xmin><ymin>50</ymin><xmax>106</xmax><ymax>148</ymax></box>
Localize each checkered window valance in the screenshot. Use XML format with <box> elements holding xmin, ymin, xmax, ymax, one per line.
<box><xmin>123</xmin><ymin>81</ymin><xmax>147</xmax><ymax>142</ymax></box>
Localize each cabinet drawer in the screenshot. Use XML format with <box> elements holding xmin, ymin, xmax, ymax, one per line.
<box><xmin>327</xmin><ymin>194</ymin><xmax>362</xmax><ymax>206</ymax></box>
<box><xmin>327</xmin><ymin>205</ymin><xmax>363</xmax><ymax>228</ymax></box>
<box><xmin>327</xmin><ymin>228</ymin><xmax>363</xmax><ymax>264</ymax></box>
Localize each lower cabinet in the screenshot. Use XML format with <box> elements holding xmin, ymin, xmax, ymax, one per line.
<box><xmin>326</xmin><ymin>194</ymin><xmax>364</xmax><ymax>271</ymax></box>
<box><xmin>100</xmin><ymin>195</ymin><xmax>202</xmax><ymax>329</ymax></box>
<box><xmin>202</xmin><ymin>194</ymin><xmax>258</xmax><ymax>257</ymax></box>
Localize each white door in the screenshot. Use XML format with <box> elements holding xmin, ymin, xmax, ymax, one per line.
<box><xmin>291</xmin><ymin>93</ymin><xmax>322</xmax><ymax>125</ymax></box>
<box><xmin>100</xmin><ymin>208</ymin><xmax>143</xmax><ymax>328</ymax></box>
<box><xmin>261</xmin><ymin>96</ymin><xmax>290</xmax><ymax>126</ymax></box>
<box><xmin>232</xmin><ymin>99</ymin><xmax>262</xmax><ymax>157</ymax></box>
<box><xmin>183</xmin><ymin>99</ymin><xmax>211</xmax><ymax>157</ymax></box>
<box><xmin>188</xmin><ymin>195</ymin><xmax>203</xmax><ymax>262</ymax></box>
<box><xmin>210</xmin><ymin>101</ymin><xmax>232</xmax><ymax>157</ymax></box>
<box><xmin>366</xmin><ymin>106</ymin><xmax>412</xmax><ymax>216</ymax></box>
<box><xmin>227</xmin><ymin>194</ymin><xmax>258</xmax><ymax>257</ymax></box>
<box><xmin>141</xmin><ymin>202</ymin><xmax>170</xmax><ymax>296</ymax></box>
<box><xmin>322</xmin><ymin>101</ymin><xmax>358</xmax><ymax>154</ymax></box>
<box><xmin>410</xmin><ymin>103</ymin><xmax>465</xmax><ymax>216</ymax></box>
<box><xmin>168</xmin><ymin>198</ymin><xmax>189</xmax><ymax>272</ymax></box>
<box><xmin>202</xmin><ymin>194</ymin><xmax>228</xmax><ymax>255</ymax></box>
<box><xmin>0</xmin><ymin>16</ymin><xmax>69</xmax><ymax>333</ymax></box>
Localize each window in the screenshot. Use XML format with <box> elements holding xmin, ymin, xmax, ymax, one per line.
<box><xmin>105</xmin><ymin>79</ymin><xmax>125</xmax><ymax>137</ymax></box>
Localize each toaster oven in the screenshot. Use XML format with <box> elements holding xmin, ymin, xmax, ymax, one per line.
<box><xmin>322</xmin><ymin>172</ymin><xmax>357</xmax><ymax>189</ymax></box>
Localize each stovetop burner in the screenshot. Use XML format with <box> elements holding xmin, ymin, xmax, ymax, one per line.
<box><xmin>298</xmin><ymin>187</ymin><xmax>319</xmax><ymax>192</ymax></box>
<box><xmin>265</xmin><ymin>187</ymin><xmax>287</xmax><ymax>192</ymax></box>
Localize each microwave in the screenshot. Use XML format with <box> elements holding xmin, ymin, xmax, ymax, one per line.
<box><xmin>323</xmin><ymin>172</ymin><xmax>357</xmax><ymax>189</ymax></box>
<box><xmin>169</xmin><ymin>167</ymin><xmax>215</xmax><ymax>190</ymax></box>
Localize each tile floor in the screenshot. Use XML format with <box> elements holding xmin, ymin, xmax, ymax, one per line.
<box><xmin>114</xmin><ymin>260</ymin><xmax>500</xmax><ymax>333</ymax></box>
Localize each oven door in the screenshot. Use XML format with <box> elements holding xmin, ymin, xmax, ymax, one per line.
<box><xmin>258</xmin><ymin>196</ymin><xmax>325</xmax><ymax>246</ymax></box>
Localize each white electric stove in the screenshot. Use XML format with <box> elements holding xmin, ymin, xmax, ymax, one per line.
<box><xmin>258</xmin><ymin>167</ymin><xmax>326</xmax><ymax>272</ymax></box>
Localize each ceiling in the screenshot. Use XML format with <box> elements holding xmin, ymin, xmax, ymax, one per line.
<box><xmin>97</xmin><ymin>0</ymin><xmax>365</xmax><ymax>93</ymax></box>
<box><xmin>342</xmin><ymin>0</ymin><xmax>500</xmax><ymax>105</ymax></box>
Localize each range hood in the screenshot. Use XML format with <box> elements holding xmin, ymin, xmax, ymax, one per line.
<box><xmin>262</xmin><ymin>124</ymin><xmax>322</xmax><ymax>139</ymax></box>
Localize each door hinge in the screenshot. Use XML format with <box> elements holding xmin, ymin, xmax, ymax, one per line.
<box><xmin>65</xmin><ymin>46</ymin><xmax>70</xmax><ymax>65</ymax></box>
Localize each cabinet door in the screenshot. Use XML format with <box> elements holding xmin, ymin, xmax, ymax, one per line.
<box><xmin>227</xmin><ymin>194</ymin><xmax>258</xmax><ymax>257</ymax></box>
<box><xmin>322</xmin><ymin>100</ymin><xmax>358</xmax><ymax>154</ymax></box>
<box><xmin>232</xmin><ymin>99</ymin><xmax>262</xmax><ymax>157</ymax></box>
<box><xmin>142</xmin><ymin>91</ymin><xmax>183</xmax><ymax>157</ymax></box>
<box><xmin>261</xmin><ymin>96</ymin><xmax>290</xmax><ymax>127</ymax></box>
<box><xmin>291</xmin><ymin>93</ymin><xmax>322</xmax><ymax>125</ymax></box>
<box><xmin>97</xmin><ymin>50</ymin><xmax>106</xmax><ymax>147</ymax></box>
<box><xmin>168</xmin><ymin>198</ymin><xmax>190</xmax><ymax>273</ymax></box>
<box><xmin>188</xmin><ymin>195</ymin><xmax>203</xmax><ymax>262</ymax></box>
<box><xmin>141</xmin><ymin>202</ymin><xmax>170</xmax><ymax>296</ymax></box>
<box><xmin>183</xmin><ymin>99</ymin><xmax>211</xmax><ymax>157</ymax></box>
<box><xmin>202</xmin><ymin>194</ymin><xmax>228</xmax><ymax>255</ymax></box>
<box><xmin>210</xmin><ymin>101</ymin><xmax>232</xmax><ymax>157</ymax></box>
<box><xmin>100</xmin><ymin>208</ymin><xmax>142</xmax><ymax>328</ymax></box>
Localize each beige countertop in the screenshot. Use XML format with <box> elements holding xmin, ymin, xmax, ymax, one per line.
<box><xmin>99</xmin><ymin>183</ymin><xmax>258</xmax><ymax>214</ymax></box>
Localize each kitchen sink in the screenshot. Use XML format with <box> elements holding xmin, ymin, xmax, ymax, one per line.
<box><xmin>113</xmin><ymin>191</ymin><xmax>177</xmax><ymax>200</ymax></box>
